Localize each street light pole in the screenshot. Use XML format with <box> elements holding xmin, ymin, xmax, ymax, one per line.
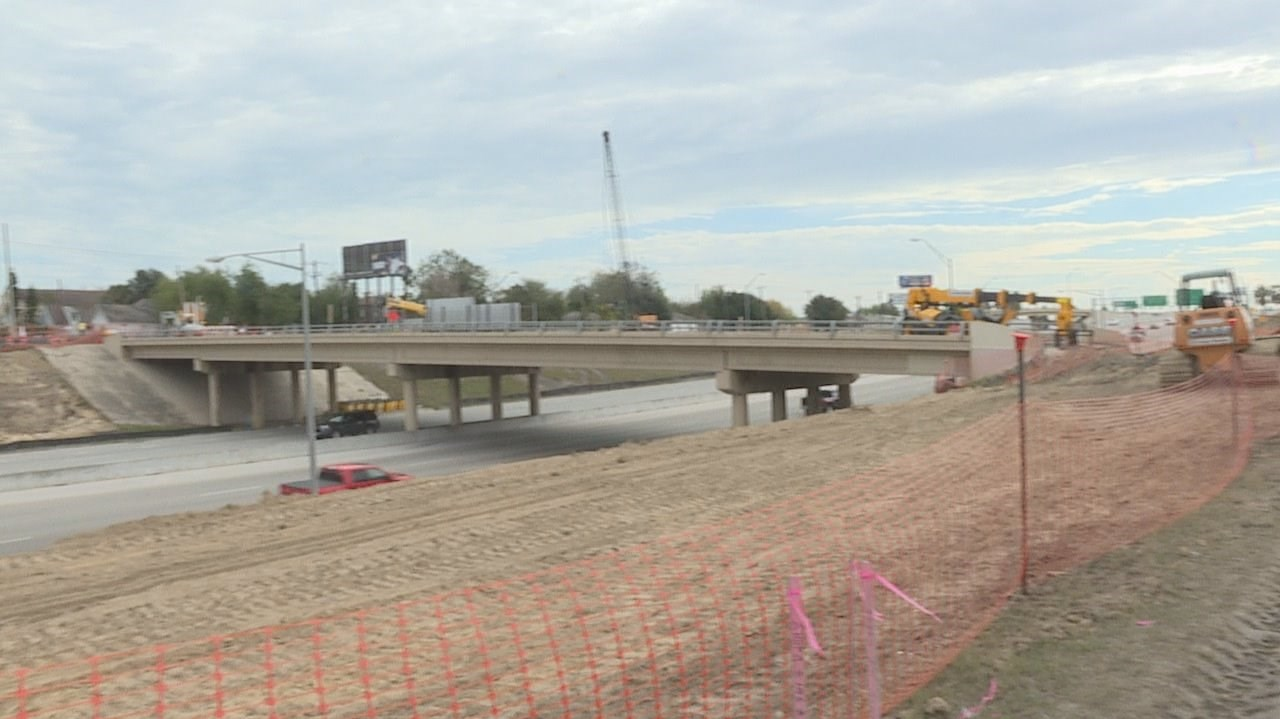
<box><xmin>207</xmin><ymin>244</ymin><xmax>318</xmax><ymax>496</ymax></box>
<box><xmin>908</xmin><ymin>238</ymin><xmax>954</xmax><ymax>291</ymax></box>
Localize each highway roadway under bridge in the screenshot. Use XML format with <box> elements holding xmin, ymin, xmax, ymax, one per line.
<box><xmin>107</xmin><ymin>319</ymin><xmax>1024</xmax><ymax>429</ymax></box>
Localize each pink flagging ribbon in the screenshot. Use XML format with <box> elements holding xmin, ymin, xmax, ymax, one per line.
<box><xmin>959</xmin><ymin>678</ymin><xmax>998</xmax><ymax>718</ymax></box>
<box><xmin>787</xmin><ymin>577</ymin><xmax>826</xmax><ymax>656</ymax></box>
<box><xmin>857</xmin><ymin>563</ymin><xmax>942</xmax><ymax>623</ymax></box>
<box><xmin>854</xmin><ymin>560</ymin><xmax>944</xmax><ymax>719</ymax></box>
<box><xmin>853</xmin><ymin>562</ymin><xmax>882</xmax><ymax>719</ymax></box>
<box><xmin>787</xmin><ymin>576</ymin><xmax>825</xmax><ymax>719</ymax></box>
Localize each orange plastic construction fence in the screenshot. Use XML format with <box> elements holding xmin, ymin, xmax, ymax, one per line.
<box><xmin>2</xmin><ymin>355</ymin><xmax>1273</xmax><ymax>719</ymax></box>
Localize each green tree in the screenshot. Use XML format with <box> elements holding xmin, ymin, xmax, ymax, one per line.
<box><xmin>178</xmin><ymin>268</ymin><xmax>234</xmax><ymax>324</ymax></box>
<box><xmin>765</xmin><ymin>300</ymin><xmax>797</xmax><ymax>320</ymax></box>
<box><xmin>1255</xmin><ymin>284</ymin><xmax>1276</xmax><ymax>307</ymax></box>
<box><xmin>581</xmin><ymin>267</ymin><xmax>671</xmax><ymax>319</ymax></box>
<box><xmin>23</xmin><ymin>286</ymin><xmax>38</xmax><ymax>326</ymax></box>
<box><xmin>261</xmin><ymin>282</ymin><xmax>304</xmax><ymax>326</ymax></box>
<box><xmin>416</xmin><ymin>249</ymin><xmax>490</xmax><ymax>301</ymax></box>
<box><xmin>496</xmin><ymin>279</ymin><xmax>566</xmax><ymax>321</ymax></box>
<box><xmin>855</xmin><ymin>301</ymin><xmax>898</xmax><ymax>318</ymax></box>
<box><xmin>312</xmin><ymin>276</ymin><xmax>361</xmax><ymax>324</ymax></box>
<box><xmin>233</xmin><ymin>265</ymin><xmax>270</xmax><ymax>325</ymax></box>
<box><xmin>805</xmin><ymin>294</ymin><xmax>850</xmax><ymax>321</ymax></box>
<box><xmin>694</xmin><ymin>286</ymin><xmax>776</xmax><ymax>320</ymax></box>
<box><xmin>104</xmin><ymin>269</ymin><xmax>167</xmax><ymax>304</ymax></box>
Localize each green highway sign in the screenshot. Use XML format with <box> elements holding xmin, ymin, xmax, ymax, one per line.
<box><xmin>1142</xmin><ymin>295</ymin><xmax>1167</xmax><ymax>307</ymax></box>
<box><xmin>1114</xmin><ymin>300</ymin><xmax>1138</xmax><ymax>309</ymax></box>
<box><xmin>1175</xmin><ymin>288</ymin><xmax>1204</xmax><ymax>306</ymax></box>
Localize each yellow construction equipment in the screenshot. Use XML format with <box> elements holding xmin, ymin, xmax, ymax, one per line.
<box><xmin>902</xmin><ymin>287</ymin><xmax>1078</xmax><ymax>345</ymax></box>
<box><xmin>385</xmin><ymin>296</ymin><xmax>427</xmax><ymax>317</ymax></box>
<box><xmin>1158</xmin><ymin>269</ymin><xmax>1255</xmax><ymax>386</ymax></box>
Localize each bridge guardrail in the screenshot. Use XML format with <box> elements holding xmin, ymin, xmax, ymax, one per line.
<box><xmin>116</xmin><ymin>318</ymin><xmax>975</xmax><ymax>340</ymax></box>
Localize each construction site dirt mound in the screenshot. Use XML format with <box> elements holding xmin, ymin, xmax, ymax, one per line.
<box><xmin>1</xmin><ymin>348</ymin><xmax>1274</xmax><ymax>717</ymax></box>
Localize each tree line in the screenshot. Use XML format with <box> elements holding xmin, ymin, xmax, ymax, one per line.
<box><xmin>16</xmin><ymin>249</ymin><xmax>874</xmax><ymax>326</ymax></box>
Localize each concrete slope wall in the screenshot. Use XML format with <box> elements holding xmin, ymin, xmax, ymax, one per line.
<box><xmin>39</xmin><ymin>345</ymin><xmax>384</xmax><ymax>427</ymax></box>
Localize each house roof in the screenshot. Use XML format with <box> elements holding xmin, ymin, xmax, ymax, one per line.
<box><xmin>99</xmin><ymin>299</ymin><xmax>159</xmax><ymax>325</ymax></box>
<box><xmin>35</xmin><ymin>289</ymin><xmax>104</xmax><ymax>326</ymax></box>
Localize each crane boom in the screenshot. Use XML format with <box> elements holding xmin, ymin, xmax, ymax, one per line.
<box><xmin>602</xmin><ymin>130</ymin><xmax>634</xmax><ymax>314</ymax></box>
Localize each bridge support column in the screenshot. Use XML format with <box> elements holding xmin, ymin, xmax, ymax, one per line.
<box><xmin>805</xmin><ymin>385</ymin><xmax>822</xmax><ymax>416</ymax></box>
<box><xmin>448</xmin><ymin>375</ymin><xmax>463</xmax><ymax>427</ymax></box>
<box><xmin>207</xmin><ymin>372</ymin><xmax>222</xmax><ymax>427</ymax></box>
<box><xmin>528</xmin><ymin>369</ymin><xmax>541</xmax><ymax>416</ymax></box>
<box><xmin>771</xmin><ymin>388</ymin><xmax>787</xmax><ymax>422</ymax></box>
<box><xmin>731</xmin><ymin>393</ymin><xmax>749</xmax><ymax>427</ymax></box>
<box><xmin>403</xmin><ymin>379</ymin><xmax>420</xmax><ymax>431</ymax></box>
<box><xmin>290</xmin><ymin>369</ymin><xmax>302</xmax><ymax>425</ymax></box>
<box><xmin>326</xmin><ymin>367</ymin><xmax>338</xmax><ymax>412</ymax></box>
<box><xmin>838</xmin><ymin>383</ymin><xmax>853</xmax><ymax>410</ymax></box>
<box><xmin>249</xmin><ymin>366</ymin><xmax>266</xmax><ymax>430</ymax></box>
<box><xmin>489</xmin><ymin>373</ymin><xmax>503</xmax><ymax>420</ymax></box>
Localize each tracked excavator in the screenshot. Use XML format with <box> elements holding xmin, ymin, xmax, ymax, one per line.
<box><xmin>902</xmin><ymin>287</ymin><xmax>1080</xmax><ymax>346</ymax></box>
<box><xmin>1157</xmin><ymin>269</ymin><xmax>1257</xmax><ymax>386</ymax></box>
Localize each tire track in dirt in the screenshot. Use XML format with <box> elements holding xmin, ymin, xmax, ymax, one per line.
<box><xmin>1154</xmin><ymin>471</ymin><xmax>1280</xmax><ymax>718</ymax></box>
<box><xmin>0</xmin><ymin>474</ymin><xmax>621</xmax><ymax>629</ymax></box>
<box><xmin>0</xmin><ymin>361</ymin><xmax>1155</xmax><ymax>677</ymax></box>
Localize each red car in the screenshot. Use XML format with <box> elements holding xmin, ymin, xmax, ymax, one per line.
<box><xmin>279</xmin><ymin>463</ymin><xmax>411</xmax><ymax>495</ymax></box>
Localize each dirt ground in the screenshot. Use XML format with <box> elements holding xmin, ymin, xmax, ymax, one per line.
<box><xmin>0</xmin><ymin>349</ymin><xmax>114</xmax><ymax>443</ymax></box>
<box><xmin>1</xmin><ymin>346</ymin><xmax>1277</xmax><ymax>717</ymax></box>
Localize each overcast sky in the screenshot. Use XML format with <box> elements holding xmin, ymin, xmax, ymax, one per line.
<box><xmin>3</xmin><ymin>1</ymin><xmax>1278</xmax><ymax>312</ymax></box>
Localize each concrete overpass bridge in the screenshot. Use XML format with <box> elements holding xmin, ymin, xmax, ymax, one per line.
<box><xmin>107</xmin><ymin>319</ymin><xmax>1022</xmax><ymax>429</ymax></box>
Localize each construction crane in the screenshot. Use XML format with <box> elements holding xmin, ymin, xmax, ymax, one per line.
<box><xmin>602</xmin><ymin>130</ymin><xmax>635</xmax><ymax>317</ymax></box>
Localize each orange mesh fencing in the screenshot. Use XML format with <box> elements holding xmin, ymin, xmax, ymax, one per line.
<box><xmin>1</xmin><ymin>354</ymin><xmax>1272</xmax><ymax>719</ymax></box>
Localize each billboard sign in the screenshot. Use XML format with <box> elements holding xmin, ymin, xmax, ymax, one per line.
<box><xmin>898</xmin><ymin>275</ymin><xmax>933</xmax><ymax>288</ymax></box>
<box><xmin>342</xmin><ymin>240</ymin><xmax>410</xmax><ymax>280</ymax></box>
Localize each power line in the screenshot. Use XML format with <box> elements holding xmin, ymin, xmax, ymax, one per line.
<box><xmin>9</xmin><ymin>238</ymin><xmax>193</xmax><ymax>261</ymax></box>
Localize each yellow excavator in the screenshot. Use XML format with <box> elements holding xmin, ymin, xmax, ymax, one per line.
<box><xmin>1157</xmin><ymin>269</ymin><xmax>1256</xmax><ymax>386</ymax></box>
<box><xmin>902</xmin><ymin>287</ymin><xmax>1078</xmax><ymax>345</ymax></box>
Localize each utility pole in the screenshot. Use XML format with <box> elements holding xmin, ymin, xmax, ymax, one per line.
<box><xmin>3</xmin><ymin>223</ymin><xmax>15</xmax><ymax>335</ymax></box>
<box><xmin>310</xmin><ymin>261</ymin><xmax>322</xmax><ymax>293</ymax></box>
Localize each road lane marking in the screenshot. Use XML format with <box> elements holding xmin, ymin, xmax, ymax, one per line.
<box><xmin>199</xmin><ymin>486</ymin><xmax>265</xmax><ymax>498</ymax></box>
<box><xmin>0</xmin><ymin>536</ymin><xmax>32</xmax><ymax>545</ymax></box>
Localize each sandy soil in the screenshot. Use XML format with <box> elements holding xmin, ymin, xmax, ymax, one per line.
<box><xmin>0</xmin><ymin>349</ymin><xmax>115</xmax><ymax>443</ymax></box>
<box><xmin>1</xmin><ymin>345</ymin><xmax>1277</xmax><ymax>718</ymax></box>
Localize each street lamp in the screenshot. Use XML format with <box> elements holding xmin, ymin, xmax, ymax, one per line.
<box><xmin>743</xmin><ymin>273</ymin><xmax>765</xmax><ymax>321</ymax></box>
<box><xmin>207</xmin><ymin>243</ymin><xmax>318</xmax><ymax>496</ymax></box>
<box><xmin>908</xmin><ymin>238</ymin><xmax>954</xmax><ymax>291</ymax></box>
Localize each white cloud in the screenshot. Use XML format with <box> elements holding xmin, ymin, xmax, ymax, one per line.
<box><xmin>1</xmin><ymin>0</ymin><xmax>1278</xmax><ymax>311</ymax></box>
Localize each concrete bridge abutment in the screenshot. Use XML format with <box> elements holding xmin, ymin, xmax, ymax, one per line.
<box><xmin>715</xmin><ymin>370</ymin><xmax>858</xmax><ymax>427</ymax></box>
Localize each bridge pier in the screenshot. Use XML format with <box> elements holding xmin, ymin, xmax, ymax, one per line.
<box><xmin>771</xmin><ymin>389</ymin><xmax>787</xmax><ymax>422</ymax></box>
<box><xmin>249</xmin><ymin>365</ymin><xmax>266</xmax><ymax>430</ymax></box>
<box><xmin>326</xmin><ymin>367</ymin><xmax>338</xmax><ymax>412</ymax></box>
<box><xmin>207</xmin><ymin>372</ymin><xmax>222</xmax><ymax>427</ymax></box>
<box><xmin>403</xmin><ymin>378</ymin><xmax>419</xmax><ymax>431</ymax></box>
<box><xmin>290</xmin><ymin>369</ymin><xmax>302</xmax><ymax>425</ymax></box>
<box><xmin>528</xmin><ymin>369</ymin><xmax>541</xmax><ymax>416</ymax></box>
<box><xmin>449</xmin><ymin>375</ymin><xmax>463</xmax><ymax>426</ymax></box>
<box><xmin>717</xmin><ymin>369</ymin><xmax>859</xmax><ymax>427</ymax></box>
<box><xmin>489</xmin><ymin>373</ymin><xmax>503</xmax><ymax>420</ymax></box>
